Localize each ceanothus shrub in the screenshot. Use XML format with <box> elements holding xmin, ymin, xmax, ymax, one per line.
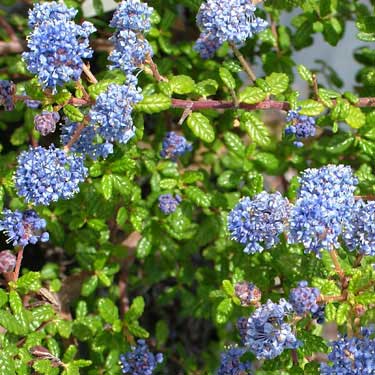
<box><xmin>0</xmin><ymin>0</ymin><xmax>374</xmax><ymax>373</ymax></box>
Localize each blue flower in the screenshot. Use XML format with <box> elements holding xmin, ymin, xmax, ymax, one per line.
<box><xmin>108</xmin><ymin>30</ymin><xmax>153</xmax><ymax>74</ymax></box>
<box><xmin>110</xmin><ymin>0</ymin><xmax>153</xmax><ymax>33</ymax></box>
<box><xmin>119</xmin><ymin>340</ymin><xmax>163</xmax><ymax>375</ymax></box>
<box><xmin>160</xmin><ymin>132</ymin><xmax>192</xmax><ymax>161</ymax></box>
<box><xmin>194</xmin><ymin>0</ymin><xmax>268</xmax><ymax>58</ymax></box>
<box><xmin>158</xmin><ymin>194</ymin><xmax>182</xmax><ymax>214</ymax></box>
<box><xmin>28</xmin><ymin>1</ymin><xmax>77</xmax><ymax>28</ymax></box>
<box><xmin>234</xmin><ymin>281</ymin><xmax>261</xmax><ymax>306</ymax></box>
<box><xmin>15</xmin><ymin>145</ymin><xmax>87</xmax><ymax>206</ymax></box>
<box><xmin>193</xmin><ymin>33</ymin><xmax>221</xmax><ymax>59</ymax></box>
<box><xmin>288</xmin><ymin>165</ymin><xmax>357</xmax><ymax>256</ymax></box>
<box><xmin>227</xmin><ymin>192</ymin><xmax>290</xmax><ymax>254</ymax></box>
<box><xmin>0</xmin><ymin>80</ymin><xmax>15</xmax><ymax>111</ymax></box>
<box><xmin>34</xmin><ymin>111</ymin><xmax>60</xmax><ymax>136</ymax></box>
<box><xmin>320</xmin><ymin>328</ymin><xmax>375</xmax><ymax>375</ymax></box>
<box><xmin>239</xmin><ymin>299</ymin><xmax>299</xmax><ymax>360</ymax></box>
<box><xmin>61</xmin><ymin>120</ymin><xmax>113</xmax><ymax>160</ymax></box>
<box><xmin>217</xmin><ymin>347</ymin><xmax>252</xmax><ymax>375</ymax></box>
<box><xmin>25</xmin><ymin>99</ymin><xmax>41</xmax><ymax>109</ymax></box>
<box><xmin>289</xmin><ymin>281</ymin><xmax>320</xmax><ymax>316</ymax></box>
<box><xmin>23</xmin><ymin>20</ymin><xmax>95</xmax><ymax>91</ymax></box>
<box><xmin>89</xmin><ymin>81</ymin><xmax>142</xmax><ymax>144</ymax></box>
<box><xmin>344</xmin><ymin>200</ymin><xmax>375</xmax><ymax>256</ymax></box>
<box><xmin>285</xmin><ymin>110</ymin><xmax>316</xmax><ymax>147</ymax></box>
<box><xmin>0</xmin><ymin>209</ymin><xmax>49</xmax><ymax>247</ymax></box>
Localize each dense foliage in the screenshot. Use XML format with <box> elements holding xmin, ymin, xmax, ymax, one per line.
<box><xmin>0</xmin><ymin>0</ymin><xmax>375</xmax><ymax>374</ymax></box>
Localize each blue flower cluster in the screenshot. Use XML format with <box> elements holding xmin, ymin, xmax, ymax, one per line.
<box><xmin>25</xmin><ymin>99</ymin><xmax>41</xmax><ymax>109</ymax></box>
<box><xmin>0</xmin><ymin>250</ymin><xmax>17</xmax><ymax>273</ymax></box>
<box><xmin>89</xmin><ymin>81</ymin><xmax>142</xmax><ymax>145</ymax></box>
<box><xmin>284</xmin><ymin>110</ymin><xmax>316</xmax><ymax>148</ymax></box>
<box><xmin>217</xmin><ymin>347</ymin><xmax>252</xmax><ymax>375</ymax></box>
<box><xmin>0</xmin><ymin>80</ymin><xmax>15</xmax><ymax>111</ymax></box>
<box><xmin>34</xmin><ymin>111</ymin><xmax>60</xmax><ymax>136</ymax></box>
<box><xmin>235</xmin><ymin>281</ymin><xmax>261</xmax><ymax>306</ymax></box>
<box><xmin>160</xmin><ymin>132</ymin><xmax>192</xmax><ymax>160</ymax></box>
<box><xmin>23</xmin><ymin>2</ymin><xmax>95</xmax><ymax>91</ymax></box>
<box><xmin>289</xmin><ymin>281</ymin><xmax>320</xmax><ymax>316</ymax></box>
<box><xmin>119</xmin><ymin>340</ymin><xmax>163</xmax><ymax>375</ymax></box>
<box><xmin>27</xmin><ymin>1</ymin><xmax>77</xmax><ymax>28</ymax></box>
<box><xmin>227</xmin><ymin>192</ymin><xmax>290</xmax><ymax>254</ymax></box>
<box><xmin>321</xmin><ymin>328</ymin><xmax>375</xmax><ymax>374</ymax></box>
<box><xmin>344</xmin><ymin>200</ymin><xmax>375</xmax><ymax>256</ymax></box>
<box><xmin>61</xmin><ymin>120</ymin><xmax>113</xmax><ymax>160</ymax></box>
<box><xmin>288</xmin><ymin>165</ymin><xmax>357</xmax><ymax>256</ymax></box>
<box><xmin>0</xmin><ymin>209</ymin><xmax>49</xmax><ymax>247</ymax></box>
<box><xmin>239</xmin><ymin>299</ymin><xmax>299</xmax><ymax>360</ymax></box>
<box><xmin>158</xmin><ymin>194</ymin><xmax>182</xmax><ymax>214</ymax></box>
<box><xmin>15</xmin><ymin>145</ymin><xmax>87</xmax><ymax>206</ymax></box>
<box><xmin>109</xmin><ymin>0</ymin><xmax>153</xmax><ymax>74</ymax></box>
<box><xmin>194</xmin><ymin>0</ymin><xmax>268</xmax><ymax>58</ymax></box>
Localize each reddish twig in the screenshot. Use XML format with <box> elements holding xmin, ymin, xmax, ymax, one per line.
<box><xmin>229</xmin><ymin>42</ymin><xmax>256</xmax><ymax>82</ymax></box>
<box><xmin>329</xmin><ymin>249</ymin><xmax>346</xmax><ymax>283</ymax></box>
<box><xmin>82</xmin><ymin>64</ymin><xmax>98</xmax><ymax>84</ymax></box>
<box><xmin>63</xmin><ymin>121</ymin><xmax>86</xmax><ymax>151</ymax></box>
<box><xmin>13</xmin><ymin>247</ymin><xmax>24</xmax><ymax>281</ymax></box>
<box><xmin>145</xmin><ymin>53</ymin><xmax>168</xmax><ymax>82</ymax></box>
<box><xmin>270</xmin><ymin>16</ymin><xmax>281</xmax><ymax>57</ymax></box>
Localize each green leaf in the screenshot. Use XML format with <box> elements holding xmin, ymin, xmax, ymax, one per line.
<box><xmin>63</xmin><ymin>104</ymin><xmax>84</xmax><ymax>122</ymax></box>
<box><xmin>356</xmin><ymin>292</ymin><xmax>375</xmax><ymax>305</ymax></box>
<box><xmin>116</xmin><ymin>207</ymin><xmax>128</xmax><ymax>227</ymax></box>
<box><xmin>325</xmin><ymin>303</ymin><xmax>337</xmax><ymax>322</ymax></box>
<box><xmin>136</xmin><ymin>235</ymin><xmax>152</xmax><ymax>259</ymax></box>
<box><xmin>101</xmin><ymin>175</ymin><xmax>113</xmax><ymax>200</ymax></box>
<box><xmin>336</xmin><ymin>302</ymin><xmax>350</xmax><ymax>325</ymax></box>
<box><xmin>238</xmin><ymin>87</ymin><xmax>267</xmax><ymax>104</ymax></box>
<box><xmin>127</xmin><ymin>321</ymin><xmax>149</xmax><ymax>338</ymax></box>
<box><xmin>81</xmin><ymin>275</ymin><xmax>98</xmax><ymax>297</ymax></box>
<box><xmin>219</xmin><ymin>67</ymin><xmax>236</xmax><ymax>90</ymax></box>
<box><xmin>297</xmin><ymin>64</ymin><xmax>313</xmax><ymax>83</ymax></box>
<box><xmin>155</xmin><ymin>320</ymin><xmax>169</xmax><ymax>346</ymax></box>
<box><xmin>216</xmin><ymin>298</ymin><xmax>233</xmax><ymax>324</ymax></box>
<box><xmin>186</xmin><ymin>113</ymin><xmax>215</xmax><ymax>143</ymax></box>
<box><xmin>194</xmin><ymin>79</ymin><xmax>218</xmax><ymax>97</ymax></box>
<box><xmin>98</xmin><ymin>298</ymin><xmax>119</xmax><ymax>324</ymax></box>
<box><xmin>0</xmin><ymin>310</ymin><xmax>27</xmax><ymax>334</ymax></box>
<box><xmin>222</xmin><ymin>280</ymin><xmax>235</xmax><ymax>297</ymax></box>
<box><xmin>298</xmin><ymin>99</ymin><xmax>325</xmax><ymax>115</ymax></box>
<box><xmin>223</xmin><ymin>132</ymin><xmax>245</xmax><ymax>157</ymax></box>
<box><xmin>345</xmin><ymin>106</ymin><xmax>366</xmax><ymax>129</ymax></box>
<box><xmin>265</xmin><ymin>72</ymin><xmax>289</xmax><ymax>95</ymax></box>
<box><xmin>170</xmin><ymin>75</ymin><xmax>195</xmax><ymax>95</ymax></box>
<box><xmin>185</xmin><ymin>186</ymin><xmax>211</xmax><ymax>208</ymax></box>
<box><xmin>54</xmin><ymin>90</ymin><xmax>72</xmax><ymax>105</ymax></box>
<box><xmin>159</xmin><ymin>178</ymin><xmax>178</xmax><ymax>189</ymax></box>
<box><xmin>241</xmin><ymin>112</ymin><xmax>271</xmax><ymax>147</ymax></box>
<box><xmin>125</xmin><ymin>296</ymin><xmax>145</xmax><ymax>322</ymax></box>
<box><xmin>17</xmin><ymin>271</ymin><xmax>41</xmax><ymax>292</ymax></box>
<box><xmin>135</xmin><ymin>94</ymin><xmax>171</xmax><ymax>114</ymax></box>
<box><xmin>318</xmin><ymin>89</ymin><xmax>334</xmax><ymax>108</ymax></box>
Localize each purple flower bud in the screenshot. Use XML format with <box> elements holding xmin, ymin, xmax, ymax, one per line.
<box><xmin>34</xmin><ymin>111</ymin><xmax>60</xmax><ymax>136</ymax></box>
<box><xmin>0</xmin><ymin>80</ymin><xmax>15</xmax><ymax>111</ymax></box>
<box><xmin>0</xmin><ymin>250</ymin><xmax>17</xmax><ymax>273</ymax></box>
<box><xmin>235</xmin><ymin>281</ymin><xmax>262</xmax><ymax>306</ymax></box>
<box><xmin>158</xmin><ymin>194</ymin><xmax>182</xmax><ymax>214</ymax></box>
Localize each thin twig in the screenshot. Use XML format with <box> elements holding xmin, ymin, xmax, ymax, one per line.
<box><xmin>312</xmin><ymin>74</ymin><xmax>319</xmax><ymax>100</ymax></box>
<box><xmin>229</xmin><ymin>43</ymin><xmax>257</xmax><ymax>82</ymax></box>
<box><xmin>329</xmin><ymin>249</ymin><xmax>346</xmax><ymax>282</ymax></box>
<box><xmin>0</xmin><ymin>16</ymin><xmax>18</xmax><ymax>41</ymax></box>
<box><xmin>63</xmin><ymin>121</ymin><xmax>86</xmax><ymax>151</ymax></box>
<box><xmin>291</xmin><ymin>349</ymin><xmax>299</xmax><ymax>366</ymax></box>
<box><xmin>354</xmin><ymin>253</ymin><xmax>364</xmax><ymax>268</ymax></box>
<box><xmin>82</xmin><ymin>64</ymin><xmax>98</xmax><ymax>84</ymax></box>
<box><xmin>145</xmin><ymin>53</ymin><xmax>168</xmax><ymax>82</ymax></box>
<box><xmin>13</xmin><ymin>247</ymin><xmax>24</xmax><ymax>281</ymax></box>
<box><xmin>355</xmin><ymin>195</ymin><xmax>375</xmax><ymax>200</ymax></box>
<box><xmin>270</xmin><ymin>16</ymin><xmax>281</xmax><ymax>57</ymax></box>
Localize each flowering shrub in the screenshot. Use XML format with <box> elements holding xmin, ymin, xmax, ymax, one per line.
<box><xmin>0</xmin><ymin>0</ymin><xmax>375</xmax><ymax>373</ymax></box>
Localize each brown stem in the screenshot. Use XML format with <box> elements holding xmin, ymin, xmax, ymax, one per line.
<box><xmin>270</xmin><ymin>16</ymin><xmax>281</xmax><ymax>57</ymax></box>
<box><xmin>291</xmin><ymin>349</ymin><xmax>299</xmax><ymax>366</ymax></box>
<box><xmin>13</xmin><ymin>247</ymin><xmax>24</xmax><ymax>281</ymax></box>
<box><xmin>329</xmin><ymin>249</ymin><xmax>345</xmax><ymax>282</ymax></box>
<box><xmin>354</xmin><ymin>253</ymin><xmax>364</xmax><ymax>268</ymax></box>
<box><xmin>82</xmin><ymin>64</ymin><xmax>98</xmax><ymax>84</ymax></box>
<box><xmin>318</xmin><ymin>294</ymin><xmax>347</xmax><ymax>303</ymax></box>
<box><xmin>0</xmin><ymin>16</ymin><xmax>18</xmax><ymax>41</ymax></box>
<box><xmin>312</xmin><ymin>74</ymin><xmax>319</xmax><ymax>100</ymax></box>
<box><xmin>63</xmin><ymin>121</ymin><xmax>86</xmax><ymax>151</ymax></box>
<box><xmin>145</xmin><ymin>54</ymin><xmax>168</xmax><ymax>82</ymax></box>
<box><xmin>355</xmin><ymin>195</ymin><xmax>375</xmax><ymax>200</ymax></box>
<box><xmin>229</xmin><ymin>43</ymin><xmax>257</xmax><ymax>82</ymax></box>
